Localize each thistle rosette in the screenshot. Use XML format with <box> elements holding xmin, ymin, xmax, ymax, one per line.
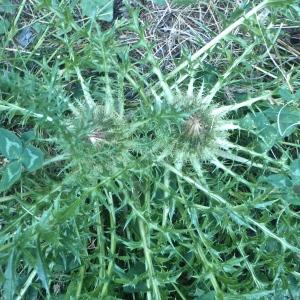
<box><xmin>134</xmin><ymin>68</ymin><xmax>281</xmax><ymax>188</ymax></box>
<box><xmin>137</xmin><ymin>92</ymin><xmax>231</xmax><ymax>171</ymax></box>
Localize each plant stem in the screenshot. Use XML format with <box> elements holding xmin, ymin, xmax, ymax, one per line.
<box><xmin>212</xmin><ymin>94</ymin><xmax>271</xmax><ymax>116</ymax></box>
<box><xmin>138</xmin><ymin>218</ymin><xmax>161</xmax><ymax>300</ymax></box>
<box><xmin>193</xmin><ymin>239</ymin><xmax>223</xmax><ymax>299</ymax></box>
<box><xmin>94</xmin><ymin>196</ymin><xmax>106</xmax><ymax>284</ymax></box>
<box><xmin>0</xmin><ymin>101</ymin><xmax>53</xmax><ymax>122</ymax></box>
<box><xmin>211</xmin><ymin>157</ymin><xmax>253</xmax><ymax>187</ymax></box>
<box><xmin>237</xmin><ymin>244</ymin><xmax>264</xmax><ymax>289</ymax></box>
<box><xmin>75</xmin><ymin>67</ymin><xmax>95</xmax><ymax>110</ymax></box>
<box><xmin>43</xmin><ymin>154</ymin><xmax>70</xmax><ymax>167</ymax></box>
<box><xmin>164</xmin><ymin>163</ymin><xmax>228</xmax><ymax>205</ymax></box>
<box><xmin>245</xmin><ymin>216</ymin><xmax>300</xmax><ymax>253</ymax></box>
<box><xmin>227</xmin><ymin>143</ymin><xmax>288</xmax><ymax>169</ymax></box>
<box><xmin>162</xmin><ymin>171</ymin><xmax>170</xmax><ymax>228</ymax></box>
<box><xmin>100</xmin><ymin>192</ymin><xmax>117</xmax><ymax>298</ymax></box>
<box><xmin>76</xmin><ymin>266</ymin><xmax>85</xmax><ymax>299</ymax></box>
<box><xmin>216</xmin><ymin>150</ymin><xmax>281</xmax><ymax>173</ymax></box>
<box><xmin>153</xmin><ymin>66</ymin><xmax>174</xmax><ymax>103</ymax></box>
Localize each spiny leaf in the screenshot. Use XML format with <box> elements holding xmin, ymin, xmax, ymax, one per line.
<box><xmin>21</xmin><ymin>145</ymin><xmax>44</xmax><ymax>172</ymax></box>
<box><xmin>3</xmin><ymin>249</ymin><xmax>16</xmax><ymax>300</ymax></box>
<box><xmin>0</xmin><ymin>128</ymin><xmax>23</xmax><ymax>160</ymax></box>
<box><xmin>53</xmin><ymin>198</ymin><xmax>82</xmax><ymax>223</ymax></box>
<box><xmin>36</xmin><ymin>237</ymin><xmax>50</xmax><ymax>295</ymax></box>
<box><xmin>0</xmin><ymin>161</ymin><xmax>22</xmax><ymax>192</ymax></box>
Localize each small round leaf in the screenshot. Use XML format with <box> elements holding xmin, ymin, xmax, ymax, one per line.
<box><xmin>21</xmin><ymin>145</ymin><xmax>44</xmax><ymax>172</ymax></box>
<box><xmin>20</xmin><ymin>130</ymin><xmax>36</xmax><ymax>143</ymax></box>
<box><xmin>0</xmin><ymin>161</ymin><xmax>22</xmax><ymax>192</ymax></box>
<box><xmin>265</xmin><ymin>174</ymin><xmax>292</xmax><ymax>189</ymax></box>
<box><xmin>0</xmin><ymin>128</ymin><xmax>23</xmax><ymax>160</ymax></box>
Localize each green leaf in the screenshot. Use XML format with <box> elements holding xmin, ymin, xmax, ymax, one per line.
<box><xmin>173</xmin><ymin>0</ymin><xmax>197</xmax><ymax>4</ymax></box>
<box><xmin>267</xmin><ymin>0</ymin><xmax>295</xmax><ymax>8</ymax></box>
<box><xmin>3</xmin><ymin>249</ymin><xmax>16</xmax><ymax>300</ymax></box>
<box><xmin>295</xmin><ymin>89</ymin><xmax>300</xmax><ymax>100</ymax></box>
<box><xmin>253</xmin><ymin>112</ymin><xmax>270</xmax><ymax>130</ymax></box>
<box><xmin>239</xmin><ymin>113</ymin><xmax>255</xmax><ymax>130</ymax></box>
<box><xmin>229</xmin><ymin>212</ymin><xmax>254</xmax><ymax>229</ymax></box>
<box><xmin>265</xmin><ymin>174</ymin><xmax>292</xmax><ymax>189</ymax></box>
<box><xmin>0</xmin><ymin>128</ymin><xmax>23</xmax><ymax>160</ymax></box>
<box><xmin>80</xmin><ymin>0</ymin><xmax>114</xmax><ymax>21</ymax></box>
<box><xmin>21</xmin><ymin>145</ymin><xmax>44</xmax><ymax>172</ymax></box>
<box><xmin>279</xmin><ymin>86</ymin><xmax>294</xmax><ymax>102</ymax></box>
<box><xmin>20</xmin><ymin>130</ymin><xmax>36</xmax><ymax>143</ymax></box>
<box><xmin>152</xmin><ymin>0</ymin><xmax>167</xmax><ymax>5</ymax></box>
<box><xmin>293</xmin><ymin>185</ymin><xmax>300</xmax><ymax>195</ymax></box>
<box><xmin>65</xmin><ymin>278</ymin><xmax>79</xmax><ymax>298</ymax></box>
<box><xmin>0</xmin><ymin>0</ymin><xmax>16</xmax><ymax>13</ymax></box>
<box><xmin>264</xmin><ymin>106</ymin><xmax>300</xmax><ymax>137</ymax></box>
<box><xmin>36</xmin><ymin>237</ymin><xmax>50</xmax><ymax>295</ymax></box>
<box><xmin>0</xmin><ymin>18</ymin><xmax>10</xmax><ymax>35</ymax></box>
<box><xmin>290</xmin><ymin>159</ymin><xmax>300</xmax><ymax>178</ymax></box>
<box><xmin>277</xmin><ymin>108</ymin><xmax>300</xmax><ymax>137</ymax></box>
<box><xmin>0</xmin><ymin>161</ymin><xmax>22</xmax><ymax>192</ymax></box>
<box><xmin>259</xmin><ymin>125</ymin><xmax>280</xmax><ymax>152</ymax></box>
<box><xmin>285</xmin><ymin>192</ymin><xmax>300</xmax><ymax>206</ymax></box>
<box><xmin>199</xmin><ymin>291</ymin><xmax>216</xmax><ymax>300</ymax></box>
<box><xmin>53</xmin><ymin>198</ymin><xmax>82</xmax><ymax>223</ymax></box>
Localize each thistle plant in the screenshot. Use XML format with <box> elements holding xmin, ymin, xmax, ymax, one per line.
<box><xmin>0</xmin><ymin>0</ymin><xmax>300</xmax><ymax>299</ymax></box>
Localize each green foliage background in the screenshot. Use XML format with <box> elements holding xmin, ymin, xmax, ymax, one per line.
<box><xmin>0</xmin><ymin>0</ymin><xmax>300</xmax><ymax>299</ymax></box>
